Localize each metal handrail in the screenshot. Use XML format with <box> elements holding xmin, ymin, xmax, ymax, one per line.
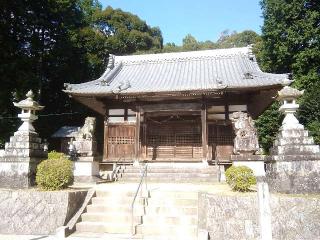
<box><xmin>112</xmin><ymin>157</ymin><xmax>123</xmax><ymax>181</ymax></box>
<box><xmin>112</xmin><ymin>157</ymin><xmax>133</xmax><ymax>181</ymax></box>
<box><xmin>131</xmin><ymin>164</ymin><xmax>148</xmax><ymax>235</ymax></box>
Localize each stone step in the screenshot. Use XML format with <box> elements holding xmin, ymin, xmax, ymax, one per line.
<box><xmin>76</xmin><ymin>222</ymin><xmax>133</xmax><ymax>234</ymax></box>
<box><xmin>145</xmin><ymin>206</ymin><xmax>198</xmax><ymax>215</ymax></box>
<box><xmin>118</xmin><ymin>177</ymin><xmax>218</xmax><ymax>183</ymax></box>
<box><xmin>149</xmin><ymin>191</ymin><xmax>199</xmax><ymax>199</ymax></box>
<box><xmin>86</xmin><ymin>204</ymin><xmax>145</xmax><ymax>215</ymax></box>
<box><xmin>95</xmin><ymin>190</ymin><xmax>137</xmax><ymax>197</ymax></box>
<box><xmin>123</xmin><ymin>167</ymin><xmax>218</xmax><ymax>174</ymax></box>
<box><xmin>138</xmin><ymin>234</ymin><xmax>198</xmax><ymax>240</ymax></box>
<box><xmin>92</xmin><ymin>196</ymin><xmax>145</xmax><ymax>205</ymax></box>
<box><xmin>270</xmin><ymin>154</ymin><xmax>320</xmax><ymax>161</ymax></box>
<box><xmin>136</xmin><ymin>224</ymin><xmax>198</xmax><ymax>237</ymax></box>
<box><xmin>120</xmin><ymin>172</ymin><xmax>217</xmax><ymax>178</ymax></box>
<box><xmin>278</xmin><ymin>129</ymin><xmax>309</xmax><ymax>138</ymax></box>
<box><xmin>274</xmin><ymin>137</ymin><xmax>314</xmax><ymax>146</ymax></box>
<box><xmin>143</xmin><ymin>215</ymin><xmax>197</xmax><ymax>225</ymax></box>
<box><xmin>71</xmin><ymin>232</ymin><xmax>143</xmax><ymax>239</ymax></box>
<box><xmin>271</xmin><ymin>145</ymin><xmax>320</xmax><ymax>155</ymax></box>
<box><xmin>147</xmin><ymin>198</ymin><xmax>198</xmax><ymax>207</ymax></box>
<box><xmin>81</xmin><ymin>212</ymin><xmax>142</xmax><ymax>224</ymax></box>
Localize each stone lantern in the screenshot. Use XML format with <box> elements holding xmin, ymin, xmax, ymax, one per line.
<box><xmin>277</xmin><ymin>86</ymin><xmax>304</xmax><ymax>130</ymax></box>
<box><xmin>266</xmin><ymin>85</ymin><xmax>320</xmax><ymax>194</ymax></box>
<box><xmin>0</xmin><ymin>90</ymin><xmax>47</xmax><ymax>188</ymax></box>
<box><xmin>13</xmin><ymin>90</ymin><xmax>44</xmax><ymax>133</ymax></box>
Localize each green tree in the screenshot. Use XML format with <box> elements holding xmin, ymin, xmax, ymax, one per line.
<box><xmin>217</xmin><ymin>30</ymin><xmax>259</xmax><ymax>48</ymax></box>
<box><xmin>298</xmin><ymin>81</ymin><xmax>320</xmax><ymax>144</ymax></box>
<box><xmin>93</xmin><ymin>6</ymin><xmax>163</xmax><ymax>55</ymax></box>
<box><xmin>198</xmin><ymin>40</ymin><xmax>217</xmax><ymax>50</ymax></box>
<box><xmin>255</xmin><ymin>102</ymin><xmax>283</xmax><ymax>152</ymax></box>
<box><xmin>256</xmin><ymin>0</ymin><xmax>320</xmax><ymax>150</ymax></box>
<box><xmin>0</xmin><ymin>1</ymin><xmax>163</xmax><ymax>147</ymax></box>
<box><xmin>182</xmin><ymin>34</ymin><xmax>199</xmax><ymax>51</ymax></box>
<box><xmin>163</xmin><ymin>42</ymin><xmax>182</xmax><ymax>53</ymax></box>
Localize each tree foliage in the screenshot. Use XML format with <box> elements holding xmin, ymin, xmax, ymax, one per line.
<box><xmin>0</xmin><ymin>0</ymin><xmax>163</xmax><ymax>147</ymax></box>
<box><xmin>93</xmin><ymin>6</ymin><xmax>163</xmax><ymax>55</ymax></box>
<box><xmin>217</xmin><ymin>30</ymin><xmax>259</xmax><ymax>48</ymax></box>
<box><xmin>182</xmin><ymin>34</ymin><xmax>200</xmax><ymax>51</ymax></box>
<box><xmin>255</xmin><ymin>102</ymin><xmax>283</xmax><ymax>152</ymax></box>
<box><xmin>256</xmin><ymin>0</ymin><xmax>320</xmax><ymax>150</ymax></box>
<box><xmin>163</xmin><ymin>30</ymin><xmax>259</xmax><ymax>53</ymax></box>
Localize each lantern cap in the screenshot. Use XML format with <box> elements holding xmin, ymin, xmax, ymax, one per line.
<box><xmin>13</xmin><ymin>90</ymin><xmax>44</xmax><ymax>111</ymax></box>
<box><xmin>277</xmin><ymin>86</ymin><xmax>304</xmax><ymax>100</ymax></box>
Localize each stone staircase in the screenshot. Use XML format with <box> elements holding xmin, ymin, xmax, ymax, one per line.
<box><xmin>73</xmin><ymin>184</ymin><xmax>206</xmax><ymax>239</ymax></box>
<box><xmin>116</xmin><ymin>164</ymin><xmax>220</xmax><ymax>183</ymax></box>
<box><xmin>75</xmin><ymin>188</ymin><xmax>146</xmax><ymax>235</ymax></box>
<box><xmin>73</xmin><ymin>164</ymin><xmax>216</xmax><ymax>239</ymax></box>
<box><xmin>136</xmin><ymin>190</ymin><xmax>199</xmax><ymax>240</ymax></box>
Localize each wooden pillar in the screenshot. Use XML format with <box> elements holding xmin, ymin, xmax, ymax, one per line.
<box><xmin>225</xmin><ymin>104</ymin><xmax>229</xmax><ymax>121</ymax></box>
<box><xmin>143</xmin><ymin>112</ymin><xmax>147</xmax><ymax>159</ymax></box>
<box><xmin>201</xmin><ymin>104</ymin><xmax>208</xmax><ymax>161</ymax></box>
<box><xmin>135</xmin><ymin>107</ymin><xmax>141</xmax><ymax>161</ymax></box>
<box><xmin>103</xmin><ymin>110</ymin><xmax>109</xmax><ymax>161</ymax></box>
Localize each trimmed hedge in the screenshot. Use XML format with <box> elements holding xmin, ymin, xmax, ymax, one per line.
<box><xmin>36</xmin><ymin>151</ymin><xmax>73</xmax><ymax>191</ymax></box>
<box><xmin>225</xmin><ymin>165</ymin><xmax>256</xmax><ymax>192</ymax></box>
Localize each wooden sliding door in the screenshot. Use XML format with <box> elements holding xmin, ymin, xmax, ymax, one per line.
<box><xmin>104</xmin><ymin>123</ymin><xmax>136</xmax><ymax>160</ymax></box>
<box><xmin>146</xmin><ymin>122</ymin><xmax>202</xmax><ymax>160</ymax></box>
<box><xmin>208</xmin><ymin>124</ymin><xmax>234</xmax><ymax>162</ymax></box>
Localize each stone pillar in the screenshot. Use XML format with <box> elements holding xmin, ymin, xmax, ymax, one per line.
<box><xmin>266</xmin><ymin>86</ymin><xmax>320</xmax><ymax>193</ymax></box>
<box><xmin>230</xmin><ymin>112</ymin><xmax>265</xmax><ymax>177</ymax></box>
<box><xmin>0</xmin><ymin>90</ymin><xmax>47</xmax><ymax>188</ymax></box>
<box><xmin>72</xmin><ymin>117</ymin><xmax>101</xmax><ymax>182</ymax></box>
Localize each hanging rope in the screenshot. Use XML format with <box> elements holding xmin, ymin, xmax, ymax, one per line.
<box><xmin>0</xmin><ymin>112</ymin><xmax>84</xmax><ymax>120</ymax></box>
<box><xmin>146</xmin><ymin>115</ymin><xmax>197</xmax><ymax>124</ymax></box>
<box><xmin>146</xmin><ymin>115</ymin><xmax>175</xmax><ymax>124</ymax></box>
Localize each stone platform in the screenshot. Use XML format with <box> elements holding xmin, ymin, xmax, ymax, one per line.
<box><xmin>265</xmin><ymin>86</ymin><xmax>320</xmax><ymax>194</ymax></box>
<box><xmin>231</xmin><ymin>155</ymin><xmax>266</xmax><ymax>177</ymax></box>
<box><xmin>266</xmin><ymin>125</ymin><xmax>320</xmax><ymax>193</ymax></box>
<box><xmin>0</xmin><ymin>132</ymin><xmax>47</xmax><ymax>188</ymax></box>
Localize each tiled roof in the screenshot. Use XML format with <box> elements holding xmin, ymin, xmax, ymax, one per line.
<box><xmin>64</xmin><ymin>47</ymin><xmax>289</xmax><ymax>96</ymax></box>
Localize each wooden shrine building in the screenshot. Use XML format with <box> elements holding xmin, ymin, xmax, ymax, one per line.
<box><xmin>64</xmin><ymin>47</ymin><xmax>289</xmax><ymax>163</ymax></box>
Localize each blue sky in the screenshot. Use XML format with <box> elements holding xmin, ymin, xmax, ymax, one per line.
<box><xmin>100</xmin><ymin>0</ymin><xmax>263</xmax><ymax>45</ymax></box>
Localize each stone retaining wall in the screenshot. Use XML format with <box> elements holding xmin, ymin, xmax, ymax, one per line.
<box><xmin>0</xmin><ymin>189</ymin><xmax>88</xmax><ymax>235</ymax></box>
<box><xmin>266</xmin><ymin>160</ymin><xmax>320</xmax><ymax>193</ymax></box>
<box><xmin>199</xmin><ymin>192</ymin><xmax>320</xmax><ymax>240</ymax></box>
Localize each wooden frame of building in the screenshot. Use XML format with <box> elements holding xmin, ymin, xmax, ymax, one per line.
<box><xmin>64</xmin><ymin>47</ymin><xmax>289</xmax><ymax>163</ymax></box>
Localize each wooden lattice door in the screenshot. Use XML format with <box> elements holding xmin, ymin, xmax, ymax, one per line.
<box><xmin>208</xmin><ymin>124</ymin><xmax>234</xmax><ymax>162</ymax></box>
<box><xmin>105</xmin><ymin>124</ymin><xmax>136</xmax><ymax>160</ymax></box>
<box><xmin>146</xmin><ymin>122</ymin><xmax>202</xmax><ymax>160</ymax></box>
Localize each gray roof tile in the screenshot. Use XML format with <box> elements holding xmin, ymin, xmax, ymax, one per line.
<box><xmin>65</xmin><ymin>47</ymin><xmax>289</xmax><ymax>96</ymax></box>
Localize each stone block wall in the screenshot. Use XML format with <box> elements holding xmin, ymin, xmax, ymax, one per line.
<box><xmin>199</xmin><ymin>192</ymin><xmax>320</xmax><ymax>240</ymax></box>
<box><xmin>266</xmin><ymin>160</ymin><xmax>320</xmax><ymax>193</ymax></box>
<box><xmin>0</xmin><ymin>189</ymin><xmax>87</xmax><ymax>235</ymax></box>
<box><xmin>198</xmin><ymin>193</ymin><xmax>260</xmax><ymax>239</ymax></box>
<box><xmin>0</xmin><ymin>131</ymin><xmax>47</xmax><ymax>188</ymax></box>
<box><xmin>0</xmin><ymin>158</ymin><xmax>42</xmax><ymax>188</ymax></box>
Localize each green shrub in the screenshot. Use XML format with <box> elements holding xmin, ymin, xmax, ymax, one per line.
<box><xmin>225</xmin><ymin>166</ymin><xmax>256</xmax><ymax>192</ymax></box>
<box><xmin>47</xmin><ymin>150</ymin><xmax>66</xmax><ymax>160</ymax></box>
<box><xmin>36</xmin><ymin>151</ymin><xmax>73</xmax><ymax>191</ymax></box>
